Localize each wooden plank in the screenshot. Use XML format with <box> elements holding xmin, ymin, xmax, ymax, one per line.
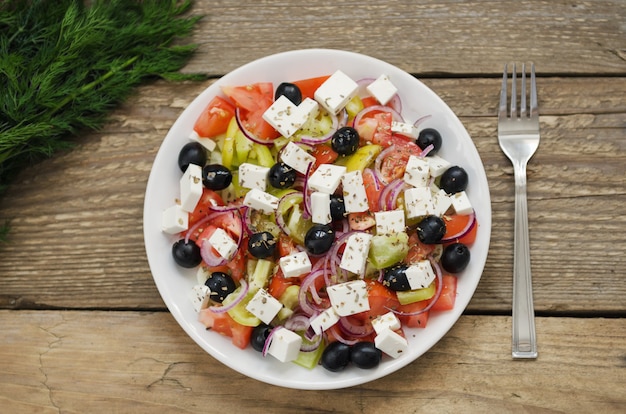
<box><xmin>0</xmin><ymin>77</ymin><xmax>624</xmax><ymax>311</ymax></box>
<box><xmin>182</xmin><ymin>0</ymin><xmax>626</xmax><ymax>76</ymax></box>
<box><xmin>0</xmin><ymin>311</ymin><xmax>624</xmax><ymax>413</ymax></box>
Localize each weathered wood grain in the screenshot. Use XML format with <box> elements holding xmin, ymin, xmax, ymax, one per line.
<box><xmin>0</xmin><ymin>76</ymin><xmax>624</xmax><ymax>312</ymax></box>
<box><xmin>181</xmin><ymin>0</ymin><xmax>626</xmax><ymax>76</ymax></box>
<box><xmin>0</xmin><ymin>311</ymin><xmax>624</xmax><ymax>413</ymax></box>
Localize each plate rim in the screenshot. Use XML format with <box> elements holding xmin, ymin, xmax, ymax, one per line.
<box><xmin>143</xmin><ymin>48</ymin><xmax>492</xmax><ymax>390</ymax></box>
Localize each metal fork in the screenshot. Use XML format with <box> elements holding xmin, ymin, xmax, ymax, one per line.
<box><xmin>498</xmin><ymin>63</ymin><xmax>539</xmax><ymax>359</ymax></box>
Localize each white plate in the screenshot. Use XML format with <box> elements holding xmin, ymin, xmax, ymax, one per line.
<box><xmin>143</xmin><ymin>49</ymin><xmax>491</xmax><ymax>390</ymax></box>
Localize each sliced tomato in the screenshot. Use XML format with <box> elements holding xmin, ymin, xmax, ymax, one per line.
<box><xmin>194</xmin><ymin>96</ymin><xmax>235</xmax><ymax>138</ymax></box>
<box><xmin>311</xmin><ymin>144</ymin><xmax>338</xmax><ymax>169</ymax></box>
<box><xmin>268</xmin><ymin>268</ymin><xmax>297</xmax><ymax>299</ymax></box>
<box><xmin>348</xmin><ymin>211</ymin><xmax>375</xmax><ymax>231</ymax></box>
<box><xmin>378</xmin><ymin>138</ymin><xmax>423</xmax><ymax>183</ymax></box>
<box><xmin>396</xmin><ymin>300</ymin><xmax>430</xmax><ymax>328</ymax></box>
<box><xmin>225</xmin><ymin>236</ymin><xmax>246</xmax><ymax>282</ymax></box>
<box><xmin>362</xmin><ymin>168</ymin><xmax>382</xmax><ymax>212</ymax></box>
<box><xmin>292</xmin><ymin>75</ymin><xmax>330</xmax><ymax>100</ymax></box>
<box><xmin>188</xmin><ymin>189</ymin><xmax>225</xmax><ymax>231</ymax></box>
<box><xmin>221</xmin><ymin>83</ymin><xmax>272</xmax><ymax>112</ymax></box>
<box><xmin>429</xmin><ymin>274</ymin><xmax>458</xmax><ymax>311</ymax></box>
<box><xmin>211</xmin><ymin>210</ymin><xmax>243</xmax><ymax>241</ymax></box>
<box><xmin>277</xmin><ymin>232</ymin><xmax>298</xmax><ymax>257</ymax></box>
<box><xmin>366</xmin><ymin>280</ymin><xmax>400</xmax><ymax>319</ymax></box>
<box><xmin>198</xmin><ymin>308</ymin><xmax>253</xmax><ymax>349</ymax></box>
<box><xmin>355</xmin><ymin>112</ymin><xmax>393</xmax><ymax>147</ymax></box>
<box><xmin>360</xmin><ymin>96</ymin><xmax>379</xmax><ymax>108</ymax></box>
<box><xmin>443</xmin><ymin>214</ymin><xmax>478</xmax><ymax>245</ymax></box>
<box><xmin>403</xmin><ymin>231</ymin><xmax>436</xmax><ymax>264</ymax></box>
<box><xmin>222</xmin><ymin>82</ymin><xmax>280</xmax><ymax>141</ymax></box>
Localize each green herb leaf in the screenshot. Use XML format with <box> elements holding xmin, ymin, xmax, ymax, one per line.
<box><xmin>0</xmin><ymin>0</ymin><xmax>204</xmax><ymax>186</ymax></box>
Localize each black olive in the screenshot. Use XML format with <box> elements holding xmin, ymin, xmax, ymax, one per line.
<box><xmin>415</xmin><ymin>128</ymin><xmax>442</xmax><ymax>155</ymax></box>
<box><xmin>350</xmin><ymin>342</ymin><xmax>382</xmax><ymax>369</ymax></box>
<box><xmin>304</xmin><ymin>224</ymin><xmax>334</xmax><ymax>255</ymax></box>
<box><xmin>329</xmin><ymin>194</ymin><xmax>346</xmax><ymax>221</ymax></box>
<box><xmin>331</xmin><ymin>126</ymin><xmax>360</xmax><ymax>156</ymax></box>
<box><xmin>204</xmin><ymin>271</ymin><xmax>237</xmax><ymax>303</ymax></box>
<box><xmin>441</xmin><ymin>243</ymin><xmax>471</xmax><ymax>273</ymax></box>
<box><xmin>178</xmin><ymin>142</ymin><xmax>206</xmax><ymax>172</ymax></box>
<box><xmin>268</xmin><ymin>162</ymin><xmax>297</xmax><ymax>189</ymax></box>
<box><xmin>416</xmin><ymin>215</ymin><xmax>446</xmax><ymax>244</ymax></box>
<box><xmin>202</xmin><ymin>164</ymin><xmax>232</xmax><ymax>190</ymax></box>
<box><xmin>440</xmin><ymin>166</ymin><xmax>468</xmax><ymax>194</ymax></box>
<box><xmin>248</xmin><ymin>231</ymin><xmax>277</xmax><ymax>259</ymax></box>
<box><xmin>172</xmin><ymin>239</ymin><xmax>202</xmax><ymax>268</ymax></box>
<box><xmin>321</xmin><ymin>341</ymin><xmax>351</xmax><ymax>372</ymax></box>
<box><xmin>275</xmin><ymin>82</ymin><xmax>302</xmax><ymax>105</ymax></box>
<box><xmin>250</xmin><ymin>323</ymin><xmax>273</xmax><ymax>352</ymax></box>
<box><xmin>383</xmin><ymin>264</ymin><xmax>411</xmax><ymax>291</ymax></box>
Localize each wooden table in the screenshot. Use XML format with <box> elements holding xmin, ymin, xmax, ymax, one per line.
<box><xmin>1</xmin><ymin>1</ymin><xmax>625</xmax><ymax>412</ymax></box>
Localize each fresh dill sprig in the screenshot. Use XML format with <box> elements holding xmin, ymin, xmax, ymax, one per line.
<box><xmin>0</xmin><ymin>0</ymin><xmax>205</xmax><ymax>190</ymax></box>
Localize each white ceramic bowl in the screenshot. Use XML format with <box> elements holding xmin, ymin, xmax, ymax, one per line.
<box><xmin>143</xmin><ymin>49</ymin><xmax>491</xmax><ymax>390</ymax></box>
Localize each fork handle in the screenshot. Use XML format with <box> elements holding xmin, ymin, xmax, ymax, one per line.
<box><xmin>512</xmin><ymin>163</ymin><xmax>538</xmax><ymax>359</ymax></box>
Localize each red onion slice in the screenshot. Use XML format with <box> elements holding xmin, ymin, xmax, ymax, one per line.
<box><xmin>209</xmin><ymin>279</ymin><xmax>249</xmax><ymax>314</ymax></box>
<box><xmin>353</xmin><ymin>105</ymin><xmax>404</xmax><ymax>129</ymax></box>
<box><xmin>441</xmin><ymin>212</ymin><xmax>476</xmax><ymax>243</ymax></box>
<box><xmin>387</xmin><ymin>260</ymin><xmax>444</xmax><ymax>317</ymax></box>
<box><xmin>262</xmin><ymin>325</ymin><xmax>281</xmax><ymax>357</ymax></box>
<box><xmin>298</xmin><ymin>111</ymin><xmax>339</xmax><ymax>146</ymax></box>
<box><xmin>338</xmin><ymin>316</ymin><xmax>374</xmax><ymax>338</ymax></box>
<box><xmin>275</xmin><ymin>191</ymin><xmax>305</xmax><ymax>237</ymax></box>
<box><xmin>235</xmin><ymin>108</ymin><xmax>275</xmax><ymax>146</ymax></box>
<box><xmin>200</xmin><ymin>237</ymin><xmax>228</xmax><ymax>267</ymax></box>
<box><xmin>373</xmin><ymin>144</ymin><xmax>397</xmax><ymax>186</ymax></box>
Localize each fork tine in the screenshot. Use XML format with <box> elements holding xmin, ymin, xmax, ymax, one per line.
<box><xmin>530</xmin><ymin>63</ymin><xmax>538</xmax><ymax>116</ymax></box>
<box><xmin>510</xmin><ymin>64</ymin><xmax>517</xmax><ymax>118</ymax></box>
<box><xmin>499</xmin><ymin>63</ymin><xmax>508</xmax><ymax>117</ymax></box>
<box><xmin>520</xmin><ymin>63</ymin><xmax>527</xmax><ymax>117</ymax></box>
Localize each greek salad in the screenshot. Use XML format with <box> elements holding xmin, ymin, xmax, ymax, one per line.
<box><xmin>161</xmin><ymin>70</ymin><xmax>479</xmax><ymax>372</ymax></box>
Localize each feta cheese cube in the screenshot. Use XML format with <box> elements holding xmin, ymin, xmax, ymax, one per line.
<box><xmin>426</xmin><ymin>155</ymin><xmax>452</xmax><ymax>177</ymax></box>
<box><xmin>374</xmin><ymin>210</ymin><xmax>406</xmax><ymax>235</ymax></box>
<box><xmin>267</xmin><ymin>327</ymin><xmax>302</xmax><ymax>363</ymax></box>
<box><xmin>404</xmin><ymin>186</ymin><xmax>436</xmax><ymax>218</ymax></box>
<box><xmin>280</xmin><ymin>141</ymin><xmax>315</xmax><ymax>174</ymax></box>
<box><xmin>403</xmin><ymin>155</ymin><xmax>431</xmax><ymax>188</ymax></box>
<box><xmin>279</xmin><ymin>251</ymin><xmax>312</xmax><ymax>278</ymax></box>
<box><xmin>263</xmin><ymin>95</ymin><xmax>310</xmax><ymax>138</ymax></box>
<box><xmin>341</xmin><ymin>170</ymin><xmax>369</xmax><ymax>213</ymax></box>
<box><xmin>432</xmin><ymin>188</ymin><xmax>453</xmax><ymax>216</ymax></box>
<box><xmin>245</xmin><ymin>288</ymin><xmax>283</xmax><ymax>325</ymax></box>
<box><xmin>243</xmin><ymin>188</ymin><xmax>279</xmax><ymax>214</ymax></box>
<box><xmin>406</xmin><ymin>260</ymin><xmax>436</xmax><ymax>290</ymax></box>
<box><xmin>309</xmin><ymin>307</ymin><xmax>340</xmax><ymax>335</ymax></box>
<box><xmin>375</xmin><ymin>328</ymin><xmax>408</xmax><ymax>359</ymax></box>
<box><xmin>189</xmin><ymin>130</ymin><xmax>217</xmax><ymax>151</ymax></box>
<box><xmin>307</xmin><ymin>164</ymin><xmax>346</xmax><ymax>194</ymax></box>
<box><xmin>208</xmin><ymin>227</ymin><xmax>238</xmax><ymax>260</ymax></box>
<box><xmin>238</xmin><ymin>163</ymin><xmax>270</xmax><ymax>190</ymax></box>
<box><xmin>179</xmin><ymin>163</ymin><xmax>203</xmax><ymax>212</ymax></box>
<box><xmin>310</xmin><ymin>191</ymin><xmax>332</xmax><ymax>224</ymax></box>
<box><xmin>161</xmin><ymin>204</ymin><xmax>188</xmax><ymax>234</ymax></box>
<box><xmin>327</xmin><ymin>280</ymin><xmax>370</xmax><ymax>317</ymax></box>
<box><xmin>297</xmin><ymin>97</ymin><xmax>320</xmax><ymax>122</ymax></box>
<box><xmin>188</xmin><ymin>284</ymin><xmax>211</xmax><ymax>312</ymax></box>
<box><xmin>314</xmin><ymin>70</ymin><xmax>359</xmax><ymax>114</ymax></box>
<box><xmin>391</xmin><ymin>121</ymin><xmax>418</xmax><ymax>139</ymax></box>
<box><xmin>371</xmin><ymin>312</ymin><xmax>401</xmax><ymax>334</ymax></box>
<box><xmin>339</xmin><ymin>232</ymin><xmax>373</xmax><ymax>275</ymax></box>
<box><xmin>450</xmin><ymin>191</ymin><xmax>473</xmax><ymax>215</ymax></box>
<box><xmin>366</xmin><ymin>74</ymin><xmax>398</xmax><ymax>106</ymax></box>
